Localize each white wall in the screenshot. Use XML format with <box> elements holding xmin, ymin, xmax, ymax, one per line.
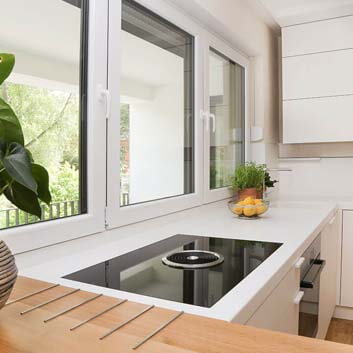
<box><xmin>278</xmin><ymin>158</ymin><xmax>353</xmax><ymax>201</ymax></box>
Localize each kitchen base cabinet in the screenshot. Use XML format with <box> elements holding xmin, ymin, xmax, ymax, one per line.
<box><xmin>341</xmin><ymin>211</ymin><xmax>353</xmax><ymax>308</ymax></box>
<box><xmin>317</xmin><ymin>212</ymin><xmax>339</xmax><ymax>339</ymax></box>
<box><xmin>246</xmin><ymin>266</ymin><xmax>300</xmax><ymax>335</ymax></box>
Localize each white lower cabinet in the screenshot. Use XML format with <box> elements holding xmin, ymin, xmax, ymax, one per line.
<box><xmin>246</xmin><ymin>266</ymin><xmax>300</xmax><ymax>335</ymax></box>
<box><xmin>341</xmin><ymin>210</ymin><xmax>353</xmax><ymax>308</ymax></box>
<box><xmin>317</xmin><ymin>213</ymin><xmax>339</xmax><ymax>339</ymax></box>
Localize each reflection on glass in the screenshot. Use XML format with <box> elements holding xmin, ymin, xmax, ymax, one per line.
<box><xmin>209</xmin><ymin>48</ymin><xmax>245</xmax><ymax>190</ymax></box>
<box><xmin>0</xmin><ymin>0</ymin><xmax>87</xmax><ymax>229</ymax></box>
<box><xmin>120</xmin><ymin>0</ymin><xmax>194</xmax><ymax>207</ymax></box>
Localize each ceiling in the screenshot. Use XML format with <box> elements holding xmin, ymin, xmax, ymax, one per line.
<box><xmin>258</xmin><ymin>0</ymin><xmax>353</xmax><ymax>26</ymax></box>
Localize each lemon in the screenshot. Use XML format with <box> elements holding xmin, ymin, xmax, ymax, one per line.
<box><xmin>237</xmin><ymin>201</ymin><xmax>245</xmax><ymax>206</ymax></box>
<box><xmin>254</xmin><ymin>199</ymin><xmax>263</xmax><ymax>205</ymax></box>
<box><xmin>233</xmin><ymin>206</ymin><xmax>243</xmax><ymax>215</ymax></box>
<box><xmin>243</xmin><ymin>206</ymin><xmax>256</xmax><ymax>217</ymax></box>
<box><xmin>243</xmin><ymin>197</ymin><xmax>255</xmax><ymax>206</ymax></box>
<box><xmin>256</xmin><ymin>204</ymin><xmax>268</xmax><ymax>215</ymax></box>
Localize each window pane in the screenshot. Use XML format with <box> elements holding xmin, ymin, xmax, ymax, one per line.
<box><xmin>120</xmin><ymin>0</ymin><xmax>194</xmax><ymax>206</ymax></box>
<box><xmin>0</xmin><ymin>0</ymin><xmax>88</xmax><ymax>229</ymax></box>
<box><xmin>209</xmin><ymin>48</ymin><xmax>245</xmax><ymax>190</ymax></box>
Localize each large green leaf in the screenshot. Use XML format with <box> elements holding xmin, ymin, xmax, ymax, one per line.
<box><xmin>0</xmin><ymin>97</ymin><xmax>24</xmax><ymax>145</ymax></box>
<box><xmin>32</xmin><ymin>164</ymin><xmax>51</xmax><ymax>205</ymax></box>
<box><xmin>2</xmin><ymin>180</ymin><xmax>41</xmax><ymax>218</ymax></box>
<box><xmin>0</xmin><ymin>53</ymin><xmax>15</xmax><ymax>86</ymax></box>
<box><xmin>0</xmin><ymin>142</ymin><xmax>37</xmax><ymax>193</ymax></box>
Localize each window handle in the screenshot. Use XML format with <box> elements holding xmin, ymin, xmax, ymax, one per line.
<box><xmin>293</xmin><ymin>291</ymin><xmax>304</xmax><ymax>305</ymax></box>
<box><xmin>209</xmin><ymin>113</ymin><xmax>216</xmax><ymax>133</ymax></box>
<box><xmin>97</xmin><ymin>84</ymin><xmax>111</xmax><ymax>119</ymax></box>
<box><xmin>200</xmin><ymin>110</ymin><xmax>210</xmax><ymax>131</ymax></box>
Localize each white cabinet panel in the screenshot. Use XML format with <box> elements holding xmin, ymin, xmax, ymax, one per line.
<box><xmin>283</xmin><ymin>95</ymin><xmax>353</xmax><ymax>144</ymax></box>
<box><xmin>282</xmin><ymin>16</ymin><xmax>353</xmax><ymax>57</ymax></box>
<box><xmin>246</xmin><ymin>267</ymin><xmax>300</xmax><ymax>334</ymax></box>
<box><xmin>341</xmin><ymin>211</ymin><xmax>353</xmax><ymax>307</ymax></box>
<box><xmin>317</xmin><ymin>214</ymin><xmax>339</xmax><ymax>339</ymax></box>
<box><xmin>283</xmin><ymin>49</ymin><xmax>353</xmax><ymax>100</ymax></box>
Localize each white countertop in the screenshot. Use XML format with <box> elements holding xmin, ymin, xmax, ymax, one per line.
<box><xmin>18</xmin><ymin>200</ymin><xmax>338</xmax><ymax>323</ymax></box>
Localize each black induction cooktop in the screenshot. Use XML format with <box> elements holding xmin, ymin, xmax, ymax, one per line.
<box><xmin>63</xmin><ymin>235</ymin><xmax>282</xmax><ymax>308</ymax></box>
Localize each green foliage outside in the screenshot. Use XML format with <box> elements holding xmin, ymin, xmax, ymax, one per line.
<box><xmin>0</xmin><ymin>79</ymin><xmax>80</xmax><ymax>227</ymax></box>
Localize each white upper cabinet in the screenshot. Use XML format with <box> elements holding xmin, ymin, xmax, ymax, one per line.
<box><xmin>282</xmin><ymin>16</ymin><xmax>353</xmax><ymax>57</ymax></box>
<box><xmin>282</xmin><ymin>15</ymin><xmax>353</xmax><ymax>144</ymax></box>
<box><xmin>283</xmin><ymin>49</ymin><xmax>353</xmax><ymax>100</ymax></box>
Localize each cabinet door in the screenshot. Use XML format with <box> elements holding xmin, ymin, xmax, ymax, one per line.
<box><xmin>341</xmin><ymin>211</ymin><xmax>353</xmax><ymax>307</ymax></box>
<box><xmin>246</xmin><ymin>267</ymin><xmax>300</xmax><ymax>334</ymax></box>
<box><xmin>317</xmin><ymin>213</ymin><xmax>339</xmax><ymax>339</ymax></box>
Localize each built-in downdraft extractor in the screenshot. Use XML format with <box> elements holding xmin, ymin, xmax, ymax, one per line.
<box><xmin>162</xmin><ymin>250</ymin><xmax>224</xmax><ymax>269</ymax></box>
<box><xmin>63</xmin><ymin>235</ymin><xmax>282</xmax><ymax>308</ymax></box>
<box><xmin>162</xmin><ymin>250</ymin><xmax>224</xmax><ymax>270</ymax></box>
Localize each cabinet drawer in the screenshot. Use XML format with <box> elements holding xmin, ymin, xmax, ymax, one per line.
<box><xmin>246</xmin><ymin>267</ymin><xmax>300</xmax><ymax>334</ymax></box>
<box><xmin>341</xmin><ymin>211</ymin><xmax>353</xmax><ymax>307</ymax></box>
<box><xmin>283</xmin><ymin>49</ymin><xmax>353</xmax><ymax>100</ymax></box>
<box><xmin>283</xmin><ymin>96</ymin><xmax>353</xmax><ymax>144</ymax></box>
<box><xmin>282</xmin><ymin>16</ymin><xmax>353</xmax><ymax>57</ymax></box>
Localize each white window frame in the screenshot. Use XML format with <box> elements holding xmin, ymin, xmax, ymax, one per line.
<box><xmin>106</xmin><ymin>0</ymin><xmax>205</xmax><ymax>229</ymax></box>
<box><xmin>1</xmin><ymin>0</ymin><xmax>108</xmax><ymax>254</ymax></box>
<box><xmin>202</xmin><ymin>33</ymin><xmax>250</xmax><ymax>204</ymax></box>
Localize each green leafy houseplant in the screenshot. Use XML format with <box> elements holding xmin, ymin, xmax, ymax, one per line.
<box><xmin>232</xmin><ymin>162</ymin><xmax>266</xmax><ymax>191</ymax></box>
<box><xmin>232</xmin><ymin>162</ymin><xmax>277</xmax><ymax>199</ymax></box>
<box><xmin>0</xmin><ymin>53</ymin><xmax>51</xmax><ymax>218</ymax></box>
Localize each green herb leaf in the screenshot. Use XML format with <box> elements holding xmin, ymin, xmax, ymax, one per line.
<box><xmin>0</xmin><ymin>97</ymin><xmax>24</xmax><ymax>145</ymax></box>
<box><xmin>0</xmin><ymin>53</ymin><xmax>15</xmax><ymax>86</ymax></box>
<box><xmin>0</xmin><ymin>142</ymin><xmax>38</xmax><ymax>193</ymax></box>
<box><xmin>32</xmin><ymin>163</ymin><xmax>51</xmax><ymax>205</ymax></box>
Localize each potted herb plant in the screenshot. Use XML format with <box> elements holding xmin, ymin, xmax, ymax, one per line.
<box><xmin>0</xmin><ymin>53</ymin><xmax>52</xmax><ymax>308</ymax></box>
<box><xmin>232</xmin><ymin>162</ymin><xmax>277</xmax><ymax>200</ymax></box>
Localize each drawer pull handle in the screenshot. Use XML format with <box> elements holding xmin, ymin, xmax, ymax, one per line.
<box><xmin>295</xmin><ymin>257</ymin><xmax>305</xmax><ymax>269</ymax></box>
<box><xmin>300</xmin><ymin>259</ymin><xmax>326</xmax><ymax>289</ymax></box>
<box><xmin>293</xmin><ymin>291</ymin><xmax>304</xmax><ymax>305</ymax></box>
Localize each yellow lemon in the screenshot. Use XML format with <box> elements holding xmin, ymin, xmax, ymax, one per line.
<box><xmin>254</xmin><ymin>199</ymin><xmax>263</xmax><ymax>205</ymax></box>
<box><xmin>233</xmin><ymin>206</ymin><xmax>243</xmax><ymax>215</ymax></box>
<box><xmin>243</xmin><ymin>197</ymin><xmax>255</xmax><ymax>206</ymax></box>
<box><xmin>256</xmin><ymin>204</ymin><xmax>268</xmax><ymax>215</ymax></box>
<box><xmin>243</xmin><ymin>206</ymin><xmax>256</xmax><ymax>217</ymax></box>
<box><xmin>237</xmin><ymin>201</ymin><xmax>245</xmax><ymax>206</ymax></box>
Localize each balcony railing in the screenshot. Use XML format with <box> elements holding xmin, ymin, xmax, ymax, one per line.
<box><xmin>0</xmin><ymin>193</ymin><xmax>130</xmax><ymax>230</ymax></box>
<box><xmin>0</xmin><ymin>200</ymin><xmax>80</xmax><ymax>229</ymax></box>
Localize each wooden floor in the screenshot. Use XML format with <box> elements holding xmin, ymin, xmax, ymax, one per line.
<box><xmin>326</xmin><ymin>319</ymin><xmax>353</xmax><ymax>345</ymax></box>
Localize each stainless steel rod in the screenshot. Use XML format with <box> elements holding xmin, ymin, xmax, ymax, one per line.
<box><xmin>20</xmin><ymin>288</ymin><xmax>80</xmax><ymax>315</ymax></box>
<box><xmin>99</xmin><ymin>305</ymin><xmax>154</xmax><ymax>340</ymax></box>
<box><xmin>133</xmin><ymin>311</ymin><xmax>183</xmax><ymax>350</ymax></box>
<box><xmin>43</xmin><ymin>293</ymin><xmax>103</xmax><ymax>323</ymax></box>
<box><xmin>6</xmin><ymin>284</ymin><xmax>60</xmax><ymax>305</ymax></box>
<box><xmin>70</xmin><ymin>299</ymin><xmax>128</xmax><ymax>331</ymax></box>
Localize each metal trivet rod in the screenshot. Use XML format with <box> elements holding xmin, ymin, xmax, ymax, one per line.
<box><xmin>70</xmin><ymin>299</ymin><xmax>128</xmax><ymax>331</ymax></box>
<box><xmin>6</xmin><ymin>284</ymin><xmax>60</xmax><ymax>306</ymax></box>
<box><xmin>43</xmin><ymin>293</ymin><xmax>103</xmax><ymax>323</ymax></box>
<box><xmin>99</xmin><ymin>305</ymin><xmax>155</xmax><ymax>340</ymax></box>
<box><xmin>20</xmin><ymin>288</ymin><xmax>80</xmax><ymax>315</ymax></box>
<box><xmin>133</xmin><ymin>311</ymin><xmax>184</xmax><ymax>350</ymax></box>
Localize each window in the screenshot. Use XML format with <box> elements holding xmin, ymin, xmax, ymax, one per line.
<box><xmin>209</xmin><ymin>48</ymin><xmax>245</xmax><ymax>190</ymax></box>
<box><xmin>0</xmin><ymin>0</ymin><xmax>88</xmax><ymax>230</ymax></box>
<box><xmin>119</xmin><ymin>0</ymin><xmax>194</xmax><ymax>206</ymax></box>
<box><xmin>1</xmin><ymin>0</ymin><xmax>248</xmax><ymax>251</ymax></box>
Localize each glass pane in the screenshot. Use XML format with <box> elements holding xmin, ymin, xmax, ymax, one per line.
<box><xmin>209</xmin><ymin>48</ymin><xmax>245</xmax><ymax>190</ymax></box>
<box><xmin>120</xmin><ymin>0</ymin><xmax>194</xmax><ymax>206</ymax></box>
<box><xmin>0</xmin><ymin>0</ymin><xmax>87</xmax><ymax>229</ymax></box>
